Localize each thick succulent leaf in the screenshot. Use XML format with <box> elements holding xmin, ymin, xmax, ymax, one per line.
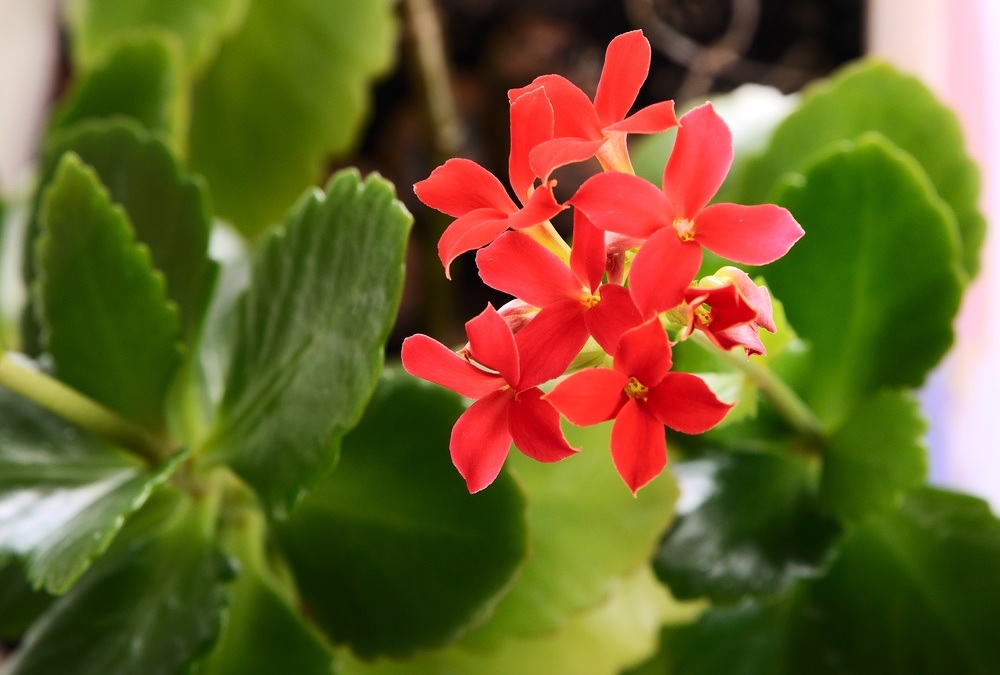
<box><xmin>461</xmin><ymin>419</ymin><xmax>677</xmax><ymax>649</ymax></box>
<box><xmin>205</xmin><ymin>170</ymin><xmax>411</xmax><ymax>517</ymax></box>
<box><xmin>40</xmin><ymin>120</ymin><xmax>215</xmax><ymax>340</ymax></box>
<box><xmin>273</xmin><ymin>372</ymin><xmax>528</xmax><ymax>659</ymax></box>
<box><xmin>738</xmin><ymin>59</ymin><xmax>985</xmax><ymax>278</ymax></box>
<box><xmin>820</xmin><ymin>390</ymin><xmax>927</xmax><ymax>521</ymax></box>
<box><xmin>766</xmin><ymin>136</ymin><xmax>963</xmax><ymax>427</ymax></box>
<box><xmin>0</xmin><ymin>384</ymin><xmax>184</xmax><ymax>594</ymax></box>
<box><xmin>2</xmin><ymin>496</ymin><xmax>231</xmax><ymax>675</ymax></box>
<box><xmin>653</xmin><ymin>449</ymin><xmax>839</xmax><ymax>603</ymax></box>
<box><xmin>35</xmin><ymin>154</ymin><xmax>183</xmax><ymax>432</ymax></box>
<box><xmin>189</xmin><ymin>0</ymin><xmax>398</xmax><ymax>235</ymax></box>
<box><xmin>66</xmin><ymin>0</ymin><xmax>247</xmax><ymax>74</ymax></box>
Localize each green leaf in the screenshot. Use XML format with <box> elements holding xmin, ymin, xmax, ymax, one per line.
<box><xmin>739</xmin><ymin>59</ymin><xmax>985</xmax><ymax>278</ymax></box>
<box><xmin>461</xmin><ymin>419</ymin><xmax>678</xmax><ymax>649</ymax></box>
<box><xmin>766</xmin><ymin>136</ymin><xmax>963</xmax><ymax>426</ymax></box>
<box><xmin>205</xmin><ymin>169</ymin><xmax>411</xmax><ymax>517</ymax></box>
<box><xmin>3</xmin><ymin>496</ymin><xmax>232</xmax><ymax>675</ymax></box>
<box><xmin>0</xmin><ymin>384</ymin><xmax>184</xmax><ymax>594</ymax></box>
<box><xmin>36</xmin><ymin>153</ymin><xmax>183</xmax><ymax>432</ymax></box>
<box><xmin>0</xmin><ymin>562</ymin><xmax>53</xmax><ymax>639</ymax></box>
<box><xmin>653</xmin><ymin>449</ymin><xmax>839</xmax><ymax>604</ymax></box>
<box><xmin>273</xmin><ymin>372</ymin><xmax>528</xmax><ymax>659</ymax></box>
<box><xmin>66</xmin><ymin>0</ymin><xmax>247</xmax><ymax>75</ymax></box>
<box><xmin>820</xmin><ymin>390</ymin><xmax>927</xmax><ymax>521</ymax></box>
<box><xmin>48</xmin><ymin>34</ymin><xmax>185</xmax><ymax>145</ymax></box>
<box><xmin>188</xmin><ymin>0</ymin><xmax>399</xmax><ymax>234</ymax></box>
<box><xmin>40</xmin><ymin>120</ymin><xmax>215</xmax><ymax>341</ymax></box>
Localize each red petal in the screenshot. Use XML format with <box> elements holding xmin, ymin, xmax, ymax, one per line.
<box><xmin>451</xmin><ymin>390</ymin><xmax>514</xmax><ymax>493</ymax></box>
<box><xmin>646</xmin><ymin>372</ymin><xmax>733</xmax><ymax>433</ymax></box>
<box><xmin>546</xmin><ymin>368</ymin><xmax>629</xmax><ymax>426</ymax></box>
<box><xmin>513</xmin><ymin>298</ymin><xmax>589</xmax><ymax>389</ymax></box>
<box><xmin>569</xmin><ymin>172</ymin><xmax>672</xmax><ymax>238</ymax></box>
<box><xmin>610</xmin><ymin>399</ymin><xmax>667</xmax><ymax>494</ymax></box>
<box><xmin>476</xmin><ymin>230</ymin><xmax>578</xmax><ymax>307</ymax></box>
<box><xmin>509</xmin><ymin>387</ymin><xmax>579</xmax><ymax>462</ymax></box>
<box><xmin>605</xmin><ymin>101</ymin><xmax>678</xmax><ymax>134</ymax></box>
<box><xmin>628</xmin><ymin>228</ymin><xmax>702</xmax><ymax>316</ymax></box>
<box><xmin>437</xmin><ymin>208</ymin><xmax>511</xmax><ymax>278</ymax></box>
<box><xmin>614</xmin><ymin>319</ymin><xmax>672</xmax><ymax>386</ymax></box>
<box><xmin>465</xmin><ymin>304</ymin><xmax>520</xmax><ymax>385</ymax></box>
<box><xmin>401</xmin><ymin>334</ymin><xmax>503</xmax><ymax>399</ymax></box>
<box><xmin>514</xmin><ymin>74</ymin><xmax>601</xmax><ymax>139</ymax></box>
<box><xmin>569</xmin><ymin>210</ymin><xmax>607</xmax><ymax>292</ymax></box>
<box><xmin>509</xmin><ymin>87</ymin><xmax>554</xmax><ymax>203</ymax></box>
<box><xmin>415</xmin><ymin>158</ymin><xmax>517</xmax><ymax>217</ymax></box>
<box><xmin>708</xmin><ymin>323</ymin><xmax>767</xmax><ymax>356</ymax></box>
<box><xmin>506</xmin><ymin>181</ymin><xmax>565</xmax><ymax>231</ymax></box>
<box><xmin>529</xmin><ymin>137</ymin><xmax>606</xmax><ymax>182</ymax></box>
<box><xmin>695</xmin><ymin>203</ymin><xmax>804</xmax><ymax>265</ymax></box>
<box><xmin>662</xmin><ymin>103</ymin><xmax>733</xmax><ymax>218</ymax></box>
<box><xmin>594</xmin><ymin>30</ymin><xmax>650</xmax><ymax>127</ymax></box>
<box><xmin>584</xmin><ymin>283</ymin><xmax>643</xmax><ymax>355</ymax></box>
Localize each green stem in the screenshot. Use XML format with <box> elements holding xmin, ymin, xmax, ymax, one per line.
<box><xmin>0</xmin><ymin>352</ymin><xmax>176</xmax><ymax>464</ymax></box>
<box><xmin>689</xmin><ymin>333</ymin><xmax>826</xmax><ymax>442</ymax></box>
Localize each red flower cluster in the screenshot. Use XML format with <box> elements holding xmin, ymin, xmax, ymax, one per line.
<box><xmin>403</xmin><ymin>30</ymin><xmax>803</xmax><ymax>494</ymax></box>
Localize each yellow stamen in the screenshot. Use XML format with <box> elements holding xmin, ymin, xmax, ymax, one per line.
<box><xmin>624</xmin><ymin>376</ymin><xmax>649</xmax><ymax>400</ymax></box>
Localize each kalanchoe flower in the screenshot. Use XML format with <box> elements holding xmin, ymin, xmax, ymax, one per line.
<box><xmin>401</xmin><ymin>304</ymin><xmax>578</xmax><ymax>492</ymax></box>
<box><xmin>570</xmin><ymin>102</ymin><xmax>804</xmax><ymax>316</ymax></box>
<box><xmin>545</xmin><ymin>320</ymin><xmax>732</xmax><ymax>493</ymax></box>
<box><xmin>683</xmin><ymin>267</ymin><xmax>776</xmax><ymax>356</ymax></box>
<box><xmin>510</xmin><ymin>29</ymin><xmax>678</xmax><ymax>178</ymax></box>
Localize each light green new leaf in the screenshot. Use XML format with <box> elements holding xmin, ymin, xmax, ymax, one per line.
<box><xmin>739</xmin><ymin>59</ymin><xmax>985</xmax><ymax>278</ymax></box>
<box><xmin>461</xmin><ymin>420</ymin><xmax>677</xmax><ymax>649</ymax></box>
<box><xmin>274</xmin><ymin>372</ymin><xmax>528</xmax><ymax>659</ymax></box>
<box><xmin>0</xmin><ymin>385</ymin><xmax>184</xmax><ymax>594</ymax></box>
<box><xmin>2</xmin><ymin>496</ymin><xmax>232</xmax><ymax>675</ymax></box>
<box><xmin>205</xmin><ymin>170</ymin><xmax>411</xmax><ymax>517</ymax></box>
<box><xmin>188</xmin><ymin>0</ymin><xmax>398</xmax><ymax>235</ymax></box>
<box><xmin>36</xmin><ymin>154</ymin><xmax>183</xmax><ymax>432</ymax></box>
<box><xmin>767</xmin><ymin>136</ymin><xmax>963</xmax><ymax>426</ymax></box>
<box><xmin>820</xmin><ymin>390</ymin><xmax>927</xmax><ymax>521</ymax></box>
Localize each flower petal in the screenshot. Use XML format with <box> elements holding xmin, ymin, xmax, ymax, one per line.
<box><xmin>511</xmin><ymin>74</ymin><xmax>601</xmax><ymax>140</ymax></box>
<box><xmin>646</xmin><ymin>372</ymin><xmax>733</xmax><ymax>434</ymax></box>
<box><xmin>662</xmin><ymin>103</ymin><xmax>733</xmax><ymax>218</ymax></box>
<box><xmin>546</xmin><ymin>368</ymin><xmax>629</xmax><ymax>426</ymax></box>
<box><xmin>476</xmin><ymin>230</ymin><xmax>578</xmax><ymax>307</ymax></box>
<box><xmin>610</xmin><ymin>399</ymin><xmax>666</xmax><ymax>494</ymax></box>
<box><xmin>569</xmin><ymin>210</ymin><xmax>607</xmax><ymax>292</ymax></box>
<box><xmin>451</xmin><ymin>390</ymin><xmax>514</xmax><ymax>493</ymax></box>
<box><xmin>605</xmin><ymin>101</ymin><xmax>678</xmax><ymax>134</ymax></box>
<box><xmin>401</xmin><ymin>334</ymin><xmax>503</xmax><ymax>399</ymax></box>
<box><xmin>584</xmin><ymin>283</ymin><xmax>643</xmax><ymax>354</ymax></box>
<box><xmin>614</xmin><ymin>319</ymin><xmax>672</xmax><ymax>386</ymax></box>
<box><xmin>513</xmin><ymin>298</ymin><xmax>589</xmax><ymax>389</ymax></box>
<box><xmin>594</xmin><ymin>30</ymin><xmax>650</xmax><ymax>127</ymax></box>
<box><xmin>694</xmin><ymin>202</ymin><xmax>804</xmax><ymax>265</ymax></box>
<box><xmin>528</xmin><ymin>137</ymin><xmax>606</xmax><ymax>182</ymax></box>
<box><xmin>415</xmin><ymin>158</ymin><xmax>517</xmax><ymax>217</ymax></box>
<box><xmin>465</xmin><ymin>304</ymin><xmax>520</xmax><ymax>385</ymax></box>
<box><xmin>509</xmin><ymin>87</ymin><xmax>554</xmax><ymax>203</ymax></box>
<box><xmin>569</xmin><ymin>171</ymin><xmax>672</xmax><ymax>239</ymax></box>
<box><xmin>437</xmin><ymin>208</ymin><xmax>511</xmax><ymax>278</ymax></box>
<box><xmin>509</xmin><ymin>387</ymin><xmax>579</xmax><ymax>462</ymax></box>
<box><xmin>628</xmin><ymin>227</ymin><xmax>702</xmax><ymax>316</ymax></box>
<box><xmin>506</xmin><ymin>181</ymin><xmax>565</xmax><ymax>231</ymax></box>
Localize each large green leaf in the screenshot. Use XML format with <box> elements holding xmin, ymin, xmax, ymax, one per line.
<box><xmin>274</xmin><ymin>372</ymin><xmax>528</xmax><ymax>659</ymax></box>
<box><xmin>205</xmin><ymin>169</ymin><xmax>411</xmax><ymax>516</ymax></box>
<box><xmin>41</xmin><ymin>121</ymin><xmax>215</xmax><ymax>341</ymax></box>
<box><xmin>35</xmin><ymin>154</ymin><xmax>182</xmax><ymax>432</ymax></box>
<box><xmin>820</xmin><ymin>390</ymin><xmax>927</xmax><ymax>521</ymax></box>
<box><xmin>0</xmin><ymin>562</ymin><xmax>53</xmax><ymax>639</ymax></box>
<box><xmin>653</xmin><ymin>449</ymin><xmax>839</xmax><ymax>603</ymax></box>
<box><xmin>2</xmin><ymin>495</ymin><xmax>232</xmax><ymax>675</ymax></box>
<box><xmin>0</xmin><ymin>385</ymin><xmax>183</xmax><ymax>594</ymax></box>
<box><xmin>738</xmin><ymin>59</ymin><xmax>985</xmax><ymax>278</ymax></box>
<box><xmin>188</xmin><ymin>0</ymin><xmax>398</xmax><ymax>234</ymax></box>
<box><xmin>461</xmin><ymin>419</ymin><xmax>678</xmax><ymax>649</ymax></box>
<box><xmin>766</xmin><ymin>136</ymin><xmax>963</xmax><ymax>427</ymax></box>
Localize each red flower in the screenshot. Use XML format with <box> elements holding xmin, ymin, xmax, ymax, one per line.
<box><xmin>414</xmin><ymin>88</ymin><xmax>564</xmax><ymax>277</ymax></box>
<box><xmin>510</xmin><ymin>30</ymin><xmax>678</xmax><ymax>178</ymax></box>
<box><xmin>545</xmin><ymin>320</ymin><xmax>732</xmax><ymax>493</ymax></box>
<box><xmin>401</xmin><ymin>304</ymin><xmax>578</xmax><ymax>492</ymax></box>
<box><xmin>683</xmin><ymin>267</ymin><xmax>776</xmax><ymax>356</ymax></box>
<box><xmin>569</xmin><ymin>103</ymin><xmax>804</xmax><ymax>316</ymax></box>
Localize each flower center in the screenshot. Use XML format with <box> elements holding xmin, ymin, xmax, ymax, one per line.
<box><xmin>673</xmin><ymin>217</ymin><xmax>696</xmax><ymax>242</ymax></box>
<box><xmin>582</xmin><ymin>291</ymin><xmax>601</xmax><ymax>308</ymax></box>
<box><xmin>624</xmin><ymin>377</ymin><xmax>649</xmax><ymax>400</ymax></box>
<box><xmin>695</xmin><ymin>304</ymin><xmax>713</xmax><ymax>325</ymax></box>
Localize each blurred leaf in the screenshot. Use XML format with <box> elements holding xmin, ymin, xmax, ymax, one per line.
<box><xmin>36</xmin><ymin>154</ymin><xmax>183</xmax><ymax>431</ymax></box>
<box><xmin>739</xmin><ymin>59</ymin><xmax>984</xmax><ymax>278</ymax></box>
<box><xmin>66</xmin><ymin>0</ymin><xmax>247</xmax><ymax>74</ymax></box>
<box><xmin>0</xmin><ymin>562</ymin><xmax>53</xmax><ymax>639</ymax></box>
<box><xmin>0</xmin><ymin>384</ymin><xmax>184</xmax><ymax>594</ymax></box>
<box><xmin>189</xmin><ymin>0</ymin><xmax>399</xmax><ymax>235</ymax></box>
<box><xmin>653</xmin><ymin>450</ymin><xmax>839</xmax><ymax>604</ymax></box>
<box><xmin>3</xmin><ymin>497</ymin><xmax>231</xmax><ymax>675</ymax></box>
<box><xmin>820</xmin><ymin>390</ymin><xmax>927</xmax><ymax>521</ymax></box>
<box><xmin>766</xmin><ymin>136</ymin><xmax>963</xmax><ymax>426</ymax></box>
<box><xmin>205</xmin><ymin>169</ymin><xmax>411</xmax><ymax>517</ymax></box>
<box><xmin>274</xmin><ymin>372</ymin><xmax>528</xmax><ymax>659</ymax></box>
